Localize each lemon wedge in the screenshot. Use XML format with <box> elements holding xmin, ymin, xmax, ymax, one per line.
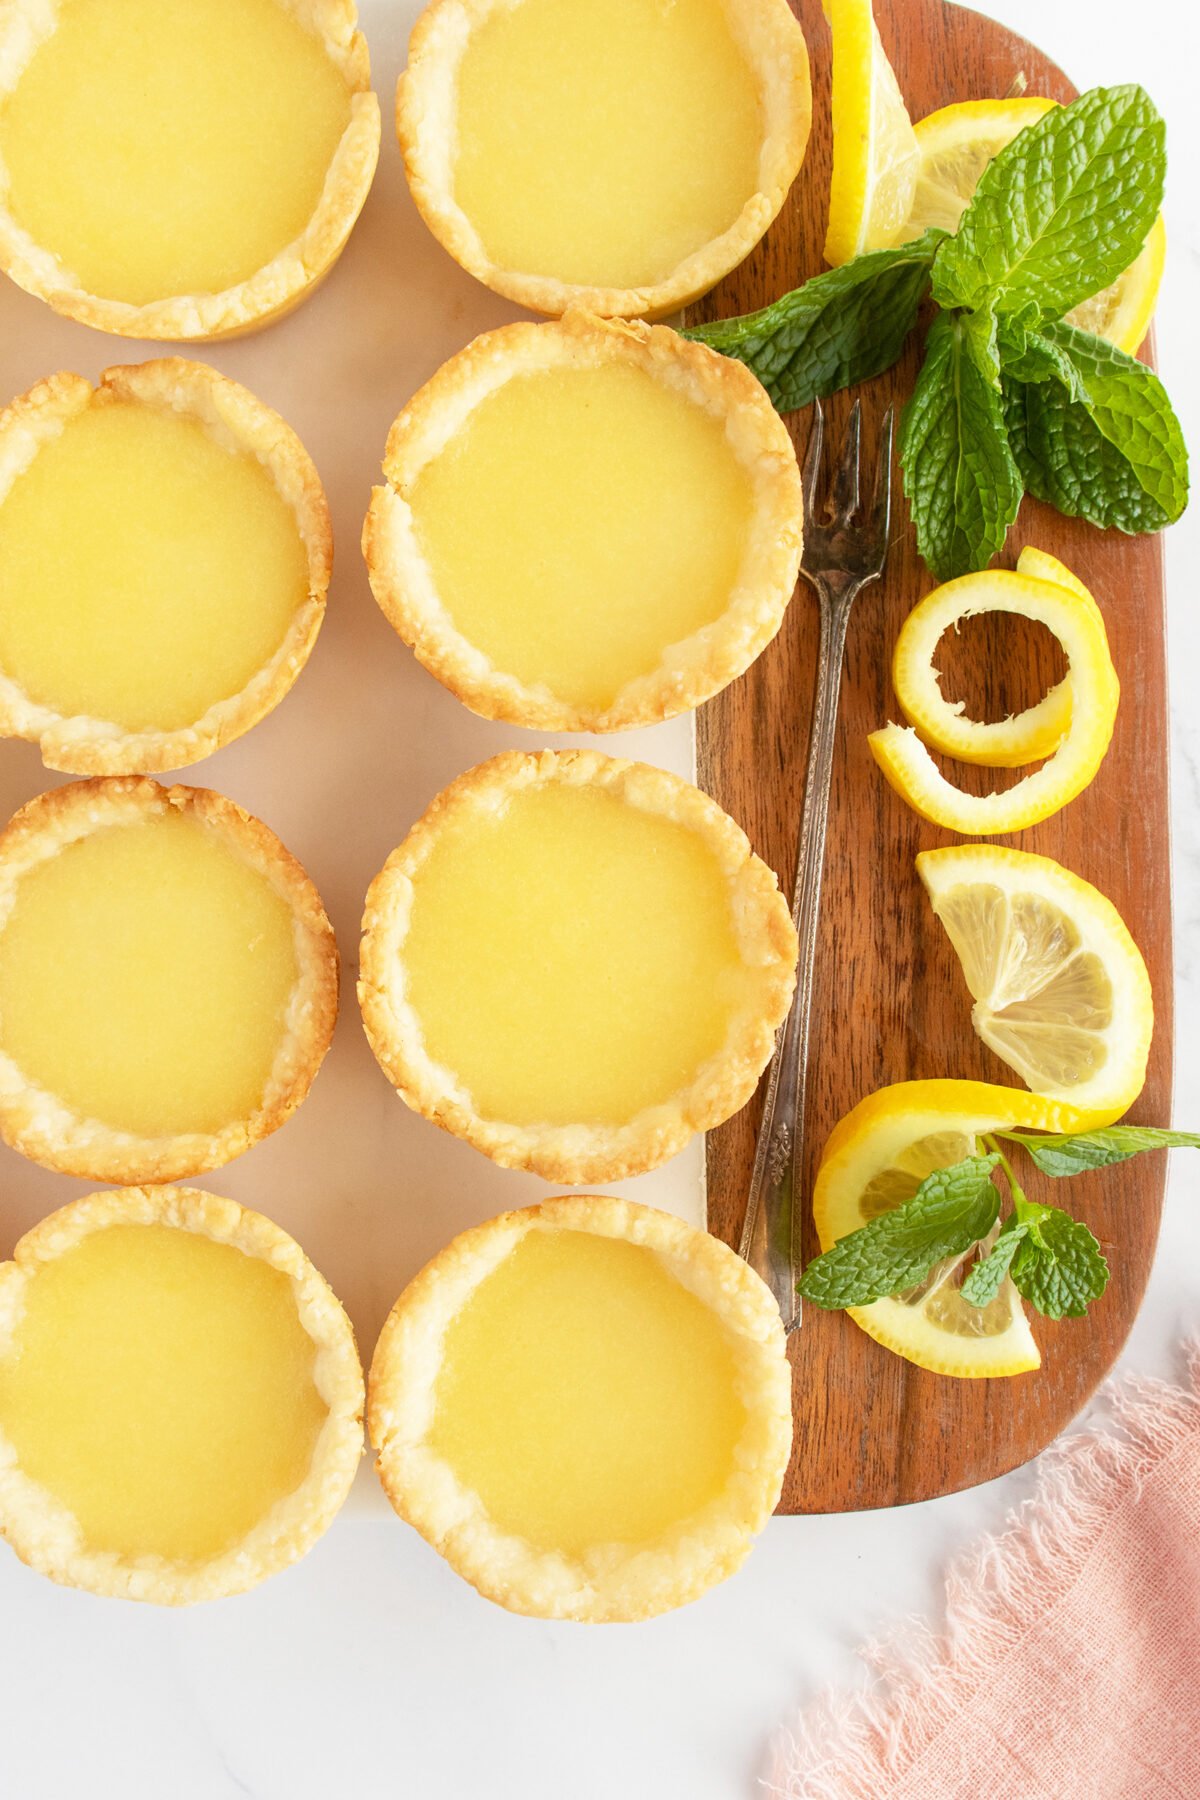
<box><xmin>870</xmin><ymin>566</ymin><xmax>1120</xmax><ymax>833</ymax></box>
<box><xmin>814</xmin><ymin>1079</ymin><xmax>1085</xmax><ymax>1376</ymax></box>
<box><xmin>917</xmin><ymin>844</ymin><xmax>1152</xmax><ymax>1124</ymax></box>
<box><xmin>823</xmin><ymin>0</ymin><xmax>920</xmax><ymax>263</ymax></box>
<box><xmin>906</xmin><ymin>98</ymin><xmax>1165</xmax><ymax>353</ymax></box>
<box><xmin>890</xmin><ymin>548</ymin><xmax>1105</xmax><ymax>768</ymax></box>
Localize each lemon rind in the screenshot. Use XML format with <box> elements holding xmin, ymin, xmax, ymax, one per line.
<box><xmin>367</xmin><ymin>1195</ymin><xmax>792</xmax><ymax>1622</ymax></box>
<box><xmin>357</xmin><ymin>749</ymin><xmax>798</xmax><ymax>1184</ymax></box>
<box><xmin>396</xmin><ymin>0</ymin><xmax>811</xmax><ymax>322</ymax></box>
<box><xmin>870</xmin><ymin>572</ymin><xmax>1120</xmax><ymax>834</ymax></box>
<box><xmin>889</xmin><ymin>556</ymin><xmax>1105</xmax><ymax>769</ymax></box>
<box><xmin>0</xmin><ymin>777</ymin><xmax>339</xmax><ymax>1182</ymax></box>
<box><xmin>0</xmin><ymin>0</ymin><xmax>381</xmax><ymax>341</ymax></box>
<box><xmin>0</xmin><ymin>359</ymin><xmax>332</xmax><ymax>774</ymax></box>
<box><xmin>0</xmin><ymin>1185</ymin><xmax>364</xmax><ymax>1604</ymax></box>
<box><xmin>362</xmin><ymin>312</ymin><xmax>805</xmax><ymax>732</ymax></box>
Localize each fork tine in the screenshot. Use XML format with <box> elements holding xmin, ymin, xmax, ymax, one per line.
<box><xmin>801</xmin><ymin>397</ymin><xmax>825</xmax><ymax>513</ymax></box>
<box><xmin>829</xmin><ymin>397</ymin><xmax>862</xmax><ymax>524</ymax></box>
<box><xmin>869</xmin><ymin>404</ymin><xmax>895</xmax><ymax>550</ymax></box>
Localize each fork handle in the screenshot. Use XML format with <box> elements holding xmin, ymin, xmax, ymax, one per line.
<box><xmin>740</xmin><ymin>580</ymin><xmax>856</xmax><ymax>1332</ymax></box>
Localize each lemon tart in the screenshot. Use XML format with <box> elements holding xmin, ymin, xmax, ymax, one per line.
<box><xmin>359</xmin><ymin>751</ymin><xmax>797</xmax><ymax>1183</ymax></box>
<box><xmin>397</xmin><ymin>0</ymin><xmax>811</xmax><ymax>319</ymax></box>
<box><xmin>0</xmin><ymin>779</ymin><xmax>338</xmax><ymax>1182</ymax></box>
<box><xmin>363</xmin><ymin>313</ymin><xmax>804</xmax><ymax>731</ymax></box>
<box><xmin>368</xmin><ymin>1195</ymin><xmax>791</xmax><ymax>1620</ymax></box>
<box><xmin>0</xmin><ymin>360</ymin><xmax>331</xmax><ymax>774</ymax></box>
<box><xmin>0</xmin><ymin>1186</ymin><xmax>363</xmax><ymax>1603</ymax></box>
<box><xmin>0</xmin><ymin>0</ymin><xmax>380</xmax><ymax>340</ymax></box>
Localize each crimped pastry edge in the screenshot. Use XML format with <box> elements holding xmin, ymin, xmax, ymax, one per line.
<box><xmin>0</xmin><ymin>358</ymin><xmax>332</xmax><ymax>773</ymax></box>
<box><xmin>0</xmin><ymin>1185</ymin><xmax>364</xmax><ymax>1604</ymax></box>
<box><xmin>367</xmin><ymin>1194</ymin><xmax>793</xmax><ymax>1621</ymax></box>
<box><xmin>357</xmin><ymin>749</ymin><xmax>797</xmax><ymax>1183</ymax></box>
<box><xmin>396</xmin><ymin>0</ymin><xmax>811</xmax><ymax>321</ymax></box>
<box><xmin>0</xmin><ymin>0</ymin><xmax>381</xmax><ymax>341</ymax></box>
<box><xmin>0</xmin><ymin>777</ymin><xmax>339</xmax><ymax>1182</ymax></box>
<box><xmin>362</xmin><ymin>311</ymin><xmax>804</xmax><ymax>732</ymax></box>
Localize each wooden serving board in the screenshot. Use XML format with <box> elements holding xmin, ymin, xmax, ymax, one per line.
<box><xmin>688</xmin><ymin>0</ymin><xmax>1173</xmax><ymax>1512</ymax></box>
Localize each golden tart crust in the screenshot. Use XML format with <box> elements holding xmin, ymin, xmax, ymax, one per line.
<box><xmin>0</xmin><ymin>777</ymin><xmax>339</xmax><ymax>1183</ymax></box>
<box><xmin>0</xmin><ymin>1185</ymin><xmax>364</xmax><ymax>1605</ymax></box>
<box><xmin>358</xmin><ymin>749</ymin><xmax>797</xmax><ymax>1184</ymax></box>
<box><xmin>0</xmin><ymin>0</ymin><xmax>380</xmax><ymax>341</ymax></box>
<box><xmin>397</xmin><ymin>0</ymin><xmax>811</xmax><ymax>321</ymax></box>
<box><xmin>0</xmin><ymin>358</ymin><xmax>333</xmax><ymax>775</ymax></box>
<box><xmin>362</xmin><ymin>312</ymin><xmax>804</xmax><ymax>733</ymax></box>
<box><xmin>368</xmin><ymin>1194</ymin><xmax>793</xmax><ymax>1622</ymax></box>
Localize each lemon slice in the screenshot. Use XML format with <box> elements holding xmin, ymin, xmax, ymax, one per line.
<box><xmin>917</xmin><ymin>844</ymin><xmax>1153</xmax><ymax>1124</ymax></box>
<box><xmin>890</xmin><ymin>548</ymin><xmax>1105</xmax><ymax>768</ymax></box>
<box><xmin>906</xmin><ymin>98</ymin><xmax>1165</xmax><ymax>353</ymax></box>
<box><xmin>814</xmin><ymin>1079</ymin><xmax>1084</xmax><ymax>1376</ymax></box>
<box><xmin>823</xmin><ymin>0</ymin><xmax>920</xmax><ymax>263</ymax></box>
<box><xmin>869</xmin><ymin>568</ymin><xmax>1120</xmax><ymax>834</ymax></box>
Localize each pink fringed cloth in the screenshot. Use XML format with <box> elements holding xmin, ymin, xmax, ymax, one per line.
<box><xmin>767</xmin><ymin>1346</ymin><xmax>1200</xmax><ymax>1800</ymax></box>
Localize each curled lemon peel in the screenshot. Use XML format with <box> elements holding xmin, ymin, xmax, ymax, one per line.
<box><xmin>871</xmin><ymin>566</ymin><xmax>1119</xmax><ymax>834</ymax></box>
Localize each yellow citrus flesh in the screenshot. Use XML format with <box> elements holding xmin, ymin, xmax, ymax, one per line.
<box><xmin>452</xmin><ymin>0</ymin><xmax>764</xmax><ymax>289</ymax></box>
<box><xmin>409</xmin><ymin>362</ymin><xmax>754</xmax><ymax>711</ymax></box>
<box><xmin>0</xmin><ymin>0</ymin><xmax>352</xmax><ymax>305</ymax></box>
<box><xmin>870</xmin><ymin>570</ymin><xmax>1120</xmax><ymax>834</ymax></box>
<box><xmin>889</xmin><ymin>551</ymin><xmax>1106</xmax><ymax>769</ymax></box>
<box><xmin>907</xmin><ymin>99</ymin><xmax>1164</xmax><ymax>352</ymax></box>
<box><xmin>428</xmin><ymin>1228</ymin><xmax>747</xmax><ymax>1554</ymax></box>
<box><xmin>401</xmin><ymin>782</ymin><xmax>754</xmax><ymax>1127</ymax></box>
<box><xmin>0</xmin><ymin>396</ymin><xmax>309</xmax><ymax>734</ymax></box>
<box><xmin>917</xmin><ymin>844</ymin><xmax>1153</xmax><ymax>1124</ymax></box>
<box><xmin>823</xmin><ymin>0</ymin><xmax>920</xmax><ymax>262</ymax></box>
<box><xmin>814</xmin><ymin>1080</ymin><xmax>1086</xmax><ymax>1376</ymax></box>
<box><xmin>0</xmin><ymin>1223</ymin><xmax>326</xmax><ymax>1562</ymax></box>
<box><xmin>0</xmin><ymin>811</ymin><xmax>299</xmax><ymax>1138</ymax></box>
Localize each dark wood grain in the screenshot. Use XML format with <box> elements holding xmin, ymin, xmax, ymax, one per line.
<box><xmin>688</xmin><ymin>0</ymin><xmax>1173</xmax><ymax>1513</ymax></box>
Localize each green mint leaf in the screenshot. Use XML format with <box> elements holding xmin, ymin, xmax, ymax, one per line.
<box><xmin>899</xmin><ymin>309</ymin><xmax>1023</xmax><ymax>579</ymax></box>
<box><xmin>960</xmin><ymin>1220</ymin><xmax>1028</xmax><ymax>1309</ymax></box>
<box><xmin>798</xmin><ymin>1154</ymin><xmax>1001</xmax><ymax>1309</ymax></box>
<box><xmin>1003</xmin><ymin>1124</ymin><xmax>1200</xmax><ymax>1178</ymax></box>
<box><xmin>1004</xmin><ymin>321</ymin><xmax>1189</xmax><ymax>532</ymax></box>
<box><xmin>679</xmin><ymin>231</ymin><xmax>946</xmax><ymax>414</ymax></box>
<box><xmin>1008</xmin><ymin>1205</ymin><xmax>1109</xmax><ymax>1319</ymax></box>
<box><xmin>931</xmin><ymin>85</ymin><xmax>1165</xmax><ymax>322</ymax></box>
<box><xmin>998</xmin><ymin>321</ymin><xmax>1090</xmax><ymax>403</ymax></box>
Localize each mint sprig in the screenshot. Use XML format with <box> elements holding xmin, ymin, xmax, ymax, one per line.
<box><xmin>797</xmin><ymin>1153</ymin><xmax>1001</xmax><ymax>1309</ymax></box>
<box><xmin>931</xmin><ymin>84</ymin><xmax>1165</xmax><ymax>323</ymax></box>
<box><xmin>1008</xmin><ymin>1203</ymin><xmax>1109</xmax><ymax>1319</ymax></box>
<box><xmin>680</xmin><ymin>231</ymin><xmax>944</xmax><ymax>414</ymax></box>
<box><xmin>800</xmin><ymin>1122</ymin><xmax>1195</xmax><ymax>1331</ymax></box>
<box><xmin>683</xmin><ymin>84</ymin><xmax>1187</xmax><ymax>580</ymax></box>
<box><xmin>1003</xmin><ymin>323</ymin><xmax>1188</xmax><ymax>532</ymax></box>
<box><xmin>899</xmin><ymin>310</ymin><xmax>1022</xmax><ymax>581</ymax></box>
<box><xmin>998</xmin><ymin>1123</ymin><xmax>1200</xmax><ymax>1177</ymax></box>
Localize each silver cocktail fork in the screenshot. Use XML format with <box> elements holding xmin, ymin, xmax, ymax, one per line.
<box><xmin>740</xmin><ymin>397</ymin><xmax>894</xmax><ymax>1333</ymax></box>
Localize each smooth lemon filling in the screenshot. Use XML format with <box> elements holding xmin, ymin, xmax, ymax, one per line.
<box><xmin>428</xmin><ymin>1230</ymin><xmax>747</xmax><ymax>1553</ymax></box>
<box><xmin>0</xmin><ymin>398</ymin><xmax>309</xmax><ymax>732</ymax></box>
<box><xmin>409</xmin><ymin>363</ymin><xmax>754</xmax><ymax>710</ymax></box>
<box><xmin>402</xmin><ymin>783</ymin><xmax>750</xmax><ymax>1125</ymax></box>
<box><xmin>0</xmin><ymin>0</ymin><xmax>352</xmax><ymax>304</ymax></box>
<box><xmin>0</xmin><ymin>1225</ymin><xmax>326</xmax><ymax>1562</ymax></box>
<box><xmin>452</xmin><ymin>0</ymin><xmax>764</xmax><ymax>287</ymax></box>
<box><xmin>0</xmin><ymin>812</ymin><xmax>299</xmax><ymax>1138</ymax></box>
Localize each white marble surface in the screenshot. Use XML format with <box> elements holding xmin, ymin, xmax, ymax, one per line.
<box><xmin>0</xmin><ymin>1</ymin><xmax>1197</xmax><ymax>1794</ymax></box>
